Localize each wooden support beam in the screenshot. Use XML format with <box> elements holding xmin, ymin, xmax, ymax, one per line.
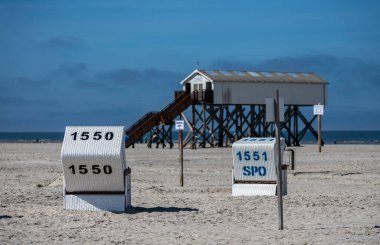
<box><xmin>145</xmin><ymin>102</ymin><xmax>322</xmax><ymax>149</ymax></box>
<box><xmin>218</xmin><ymin>105</ymin><xmax>224</xmax><ymax>147</ymax></box>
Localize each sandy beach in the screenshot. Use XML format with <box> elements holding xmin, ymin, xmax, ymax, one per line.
<box><xmin>0</xmin><ymin>143</ymin><xmax>379</xmax><ymax>244</ymax></box>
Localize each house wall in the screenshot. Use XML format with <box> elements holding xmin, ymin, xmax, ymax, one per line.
<box><xmin>182</xmin><ymin>74</ymin><xmax>213</xmax><ymax>92</ymax></box>
<box><xmin>213</xmin><ymin>82</ymin><xmax>327</xmax><ymax>105</ymax></box>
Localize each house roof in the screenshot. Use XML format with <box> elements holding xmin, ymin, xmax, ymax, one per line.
<box><xmin>181</xmin><ymin>69</ymin><xmax>328</xmax><ymax>84</ymax></box>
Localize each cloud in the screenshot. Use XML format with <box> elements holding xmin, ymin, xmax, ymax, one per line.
<box><xmin>48</xmin><ymin>63</ymin><xmax>88</xmax><ymax>78</ymax></box>
<box><xmin>57</xmin><ymin>63</ymin><xmax>87</xmax><ymax>76</ymax></box>
<box><xmin>70</xmin><ymin>67</ymin><xmax>184</xmax><ymax>96</ymax></box>
<box><xmin>44</xmin><ymin>36</ymin><xmax>86</xmax><ymax>50</ymax></box>
<box><xmin>254</xmin><ymin>55</ymin><xmax>380</xmax><ymax>88</ymax></box>
<box><xmin>210</xmin><ymin>54</ymin><xmax>380</xmax><ymax>93</ymax></box>
<box><xmin>15</xmin><ymin>76</ymin><xmax>50</xmax><ymax>86</ymax></box>
<box><xmin>209</xmin><ymin>55</ymin><xmax>380</xmax><ymax>129</ymax></box>
<box><xmin>0</xmin><ymin>96</ymin><xmax>59</xmax><ymax>106</ymax></box>
<box><xmin>207</xmin><ymin>60</ymin><xmax>254</xmax><ymax>71</ymax></box>
<box><xmin>0</xmin><ymin>76</ymin><xmax>50</xmax><ymax>88</ymax></box>
<box><xmin>211</xmin><ymin>55</ymin><xmax>379</xmax><ymax>75</ymax></box>
<box><xmin>74</xmin><ymin>80</ymin><xmax>106</xmax><ymax>88</ymax></box>
<box><xmin>0</xmin><ymin>65</ymin><xmax>187</xmax><ymax>131</ymax></box>
<box><xmin>96</xmin><ymin>68</ymin><xmax>183</xmax><ymax>87</ymax></box>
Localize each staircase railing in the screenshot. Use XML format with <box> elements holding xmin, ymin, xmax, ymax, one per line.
<box><xmin>126</xmin><ymin>112</ymin><xmax>156</xmax><ymax>135</ymax></box>
<box><xmin>125</xmin><ymin>91</ymin><xmax>193</xmax><ymax>148</ymax></box>
<box><xmin>159</xmin><ymin>93</ymin><xmax>193</xmax><ymax>123</ymax></box>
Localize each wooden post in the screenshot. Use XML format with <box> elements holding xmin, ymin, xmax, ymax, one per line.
<box><xmin>313</xmin><ymin>103</ymin><xmax>323</xmax><ymax>152</ymax></box>
<box><xmin>218</xmin><ymin>105</ymin><xmax>224</xmax><ymax>147</ymax></box>
<box><xmin>275</xmin><ymin>90</ymin><xmax>284</xmax><ymax>230</ymax></box>
<box><xmin>290</xmin><ymin>149</ymin><xmax>295</xmax><ymax>170</ymax></box>
<box><xmin>211</xmin><ymin>105</ymin><xmax>214</xmax><ymax>146</ymax></box>
<box><xmin>191</xmin><ymin>104</ymin><xmax>195</xmax><ymax>149</ymax></box>
<box><xmin>318</xmin><ymin>113</ymin><xmax>322</xmax><ymax>153</ymax></box>
<box><xmin>179</xmin><ymin>129</ymin><xmax>184</xmax><ymax>187</ymax></box>
<box><xmin>294</xmin><ymin>106</ymin><xmax>299</xmax><ymax>146</ymax></box>
<box><xmin>202</xmin><ymin>104</ymin><xmax>206</xmax><ymax>148</ymax></box>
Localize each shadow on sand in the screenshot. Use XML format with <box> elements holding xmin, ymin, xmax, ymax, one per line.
<box><xmin>0</xmin><ymin>215</ymin><xmax>12</xmax><ymax>220</ymax></box>
<box><xmin>125</xmin><ymin>206</ymin><xmax>199</xmax><ymax>214</ymax></box>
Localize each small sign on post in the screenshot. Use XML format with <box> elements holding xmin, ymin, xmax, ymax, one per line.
<box><xmin>175</xmin><ymin>120</ymin><xmax>184</xmax><ymax>186</ymax></box>
<box><xmin>313</xmin><ymin>104</ymin><xmax>324</xmax><ymax>152</ymax></box>
<box><xmin>313</xmin><ymin>104</ymin><xmax>324</xmax><ymax>115</ymax></box>
<box><xmin>175</xmin><ymin>120</ymin><xmax>185</xmax><ymax>131</ymax></box>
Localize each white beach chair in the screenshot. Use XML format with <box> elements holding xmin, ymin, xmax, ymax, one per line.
<box><xmin>61</xmin><ymin>126</ymin><xmax>131</xmax><ymax>212</ymax></box>
<box><xmin>232</xmin><ymin>137</ymin><xmax>287</xmax><ymax>196</ymax></box>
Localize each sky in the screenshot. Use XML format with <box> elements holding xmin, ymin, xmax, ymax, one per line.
<box><xmin>0</xmin><ymin>0</ymin><xmax>379</xmax><ymax>131</ymax></box>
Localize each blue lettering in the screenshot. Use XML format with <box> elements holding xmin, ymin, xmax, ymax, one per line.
<box><xmin>242</xmin><ymin>166</ymin><xmax>251</xmax><ymax>176</ymax></box>
<box><xmin>251</xmin><ymin>166</ymin><xmax>258</xmax><ymax>176</ymax></box>
<box><xmin>258</xmin><ymin>166</ymin><xmax>266</xmax><ymax>176</ymax></box>
<box><xmin>242</xmin><ymin>166</ymin><xmax>267</xmax><ymax>176</ymax></box>
<box><xmin>237</xmin><ymin>152</ymin><xmax>242</xmax><ymax>161</ymax></box>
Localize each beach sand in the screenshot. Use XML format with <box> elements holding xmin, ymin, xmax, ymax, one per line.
<box><xmin>0</xmin><ymin>143</ymin><xmax>379</xmax><ymax>244</ymax></box>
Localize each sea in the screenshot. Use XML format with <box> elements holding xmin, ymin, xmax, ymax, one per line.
<box><xmin>0</xmin><ymin>131</ymin><xmax>379</xmax><ymax>144</ymax></box>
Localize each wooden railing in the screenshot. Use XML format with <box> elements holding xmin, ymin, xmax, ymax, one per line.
<box><xmin>125</xmin><ymin>91</ymin><xmax>194</xmax><ymax>148</ymax></box>
<box><xmin>191</xmin><ymin>89</ymin><xmax>213</xmax><ymax>103</ymax></box>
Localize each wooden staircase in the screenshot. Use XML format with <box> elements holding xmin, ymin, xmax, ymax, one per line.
<box><xmin>125</xmin><ymin>91</ymin><xmax>194</xmax><ymax>148</ymax></box>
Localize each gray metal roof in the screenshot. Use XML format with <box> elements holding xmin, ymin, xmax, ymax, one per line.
<box><xmin>195</xmin><ymin>69</ymin><xmax>328</xmax><ymax>84</ymax></box>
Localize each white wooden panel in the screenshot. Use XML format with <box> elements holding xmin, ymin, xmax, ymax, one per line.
<box><xmin>63</xmin><ymin>173</ymin><xmax>131</xmax><ymax>212</ymax></box>
<box><xmin>232</xmin><ymin>138</ymin><xmax>286</xmax><ymax>196</ymax></box>
<box><xmin>64</xmin><ymin>195</ymin><xmax>125</xmax><ymax>212</ymax></box>
<box><xmin>232</xmin><ymin>138</ymin><xmax>277</xmax><ymax>181</ymax></box>
<box><xmin>232</xmin><ymin>184</ymin><xmax>276</xmax><ymax>196</ymax></box>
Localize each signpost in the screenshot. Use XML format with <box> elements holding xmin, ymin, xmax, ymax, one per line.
<box><xmin>232</xmin><ymin>92</ymin><xmax>286</xmax><ymax>230</ymax></box>
<box><xmin>266</xmin><ymin>91</ymin><xmax>285</xmax><ymax>230</ymax></box>
<box><xmin>313</xmin><ymin>104</ymin><xmax>324</xmax><ymax>153</ymax></box>
<box><xmin>274</xmin><ymin>91</ymin><xmax>284</xmax><ymax>230</ymax></box>
<box><xmin>175</xmin><ymin>120</ymin><xmax>184</xmax><ymax>187</ymax></box>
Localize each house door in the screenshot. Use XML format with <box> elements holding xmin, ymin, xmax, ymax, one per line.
<box><xmin>206</xmin><ymin>82</ymin><xmax>212</xmax><ymax>90</ymax></box>
<box><xmin>185</xmin><ymin>83</ymin><xmax>191</xmax><ymax>93</ymax></box>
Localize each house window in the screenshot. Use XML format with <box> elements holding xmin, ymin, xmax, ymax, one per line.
<box><xmin>194</xmin><ymin>83</ymin><xmax>203</xmax><ymax>91</ymax></box>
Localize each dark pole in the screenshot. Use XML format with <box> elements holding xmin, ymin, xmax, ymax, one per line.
<box><xmin>218</xmin><ymin>105</ymin><xmax>224</xmax><ymax>147</ymax></box>
<box><xmin>191</xmin><ymin>104</ymin><xmax>195</xmax><ymax>149</ymax></box>
<box><xmin>275</xmin><ymin>90</ymin><xmax>284</xmax><ymax>230</ymax></box>
<box><xmin>179</xmin><ymin>129</ymin><xmax>184</xmax><ymax>187</ymax></box>
<box><xmin>202</xmin><ymin>104</ymin><xmax>206</xmax><ymax>148</ymax></box>
<box><xmin>318</xmin><ymin>103</ymin><xmax>322</xmax><ymax>153</ymax></box>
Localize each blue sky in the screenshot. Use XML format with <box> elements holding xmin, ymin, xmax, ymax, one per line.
<box><xmin>0</xmin><ymin>0</ymin><xmax>379</xmax><ymax>131</ymax></box>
